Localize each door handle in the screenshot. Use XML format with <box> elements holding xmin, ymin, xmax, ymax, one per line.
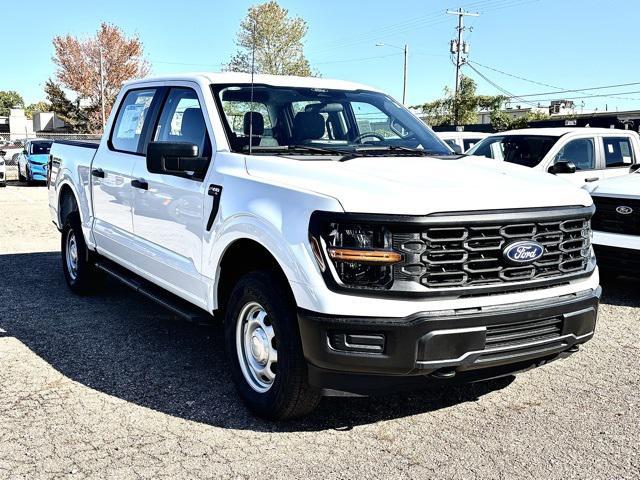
<box><xmin>584</xmin><ymin>177</ymin><xmax>599</xmax><ymax>183</ymax></box>
<box><xmin>206</xmin><ymin>184</ymin><xmax>223</xmax><ymax>231</ymax></box>
<box><xmin>91</xmin><ymin>168</ymin><xmax>105</xmax><ymax>178</ymax></box>
<box><xmin>131</xmin><ymin>179</ymin><xmax>148</xmax><ymax>190</ymax></box>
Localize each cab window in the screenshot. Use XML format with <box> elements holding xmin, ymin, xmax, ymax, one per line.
<box><xmin>154</xmin><ymin>88</ymin><xmax>209</xmax><ymax>157</ymax></box>
<box><xmin>603</xmin><ymin>137</ymin><xmax>634</xmax><ymax>168</ymax></box>
<box><xmin>552</xmin><ymin>138</ymin><xmax>595</xmax><ymax>171</ymax></box>
<box><xmin>111</xmin><ymin>89</ymin><xmax>156</xmax><ymax>154</ymax></box>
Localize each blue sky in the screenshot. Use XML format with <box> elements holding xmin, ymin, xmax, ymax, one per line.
<box><xmin>3</xmin><ymin>0</ymin><xmax>640</xmax><ymax>112</ymax></box>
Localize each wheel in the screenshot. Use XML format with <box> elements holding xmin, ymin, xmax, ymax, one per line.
<box><xmin>61</xmin><ymin>213</ymin><xmax>101</xmax><ymax>295</ymax></box>
<box><xmin>224</xmin><ymin>271</ymin><xmax>321</xmax><ymax>419</ymax></box>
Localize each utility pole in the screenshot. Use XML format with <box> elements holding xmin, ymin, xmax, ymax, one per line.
<box><xmin>376</xmin><ymin>43</ymin><xmax>409</xmax><ymax>105</ymax></box>
<box><xmin>99</xmin><ymin>46</ymin><xmax>106</xmax><ymax>130</ymax></box>
<box><xmin>447</xmin><ymin>8</ymin><xmax>479</xmax><ymax>124</ymax></box>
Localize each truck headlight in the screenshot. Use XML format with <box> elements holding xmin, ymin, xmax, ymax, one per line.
<box><xmin>310</xmin><ymin>216</ymin><xmax>401</xmax><ymax>290</ymax></box>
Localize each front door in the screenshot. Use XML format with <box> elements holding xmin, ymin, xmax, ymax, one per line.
<box><xmin>130</xmin><ymin>86</ymin><xmax>212</xmax><ymax>307</ymax></box>
<box><xmin>91</xmin><ymin>88</ymin><xmax>159</xmax><ymax>263</ymax></box>
<box><xmin>549</xmin><ymin>136</ymin><xmax>602</xmax><ymax>185</ymax></box>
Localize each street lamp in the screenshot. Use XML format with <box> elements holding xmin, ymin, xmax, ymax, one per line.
<box><xmin>376</xmin><ymin>43</ymin><xmax>408</xmax><ymax>106</ymax></box>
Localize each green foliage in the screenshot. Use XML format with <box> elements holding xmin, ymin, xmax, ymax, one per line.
<box><xmin>414</xmin><ymin>75</ymin><xmax>550</xmax><ymax>130</ymax></box>
<box><xmin>490</xmin><ymin>109</ymin><xmax>549</xmax><ymax>132</ymax></box>
<box><xmin>415</xmin><ymin>76</ymin><xmax>503</xmax><ymax>126</ymax></box>
<box><xmin>24</xmin><ymin>101</ymin><xmax>51</xmax><ymax>119</ymax></box>
<box><xmin>225</xmin><ymin>1</ymin><xmax>316</xmax><ymax>76</ymax></box>
<box><xmin>0</xmin><ymin>91</ymin><xmax>25</xmax><ymax>117</ymax></box>
<box><xmin>44</xmin><ymin>79</ymin><xmax>89</xmax><ymax>132</ymax></box>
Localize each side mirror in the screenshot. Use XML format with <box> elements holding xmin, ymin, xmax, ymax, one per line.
<box><xmin>22</xmin><ymin>149</ymin><xmax>28</xmax><ymax>155</ymax></box>
<box><xmin>548</xmin><ymin>160</ymin><xmax>576</xmax><ymax>175</ymax></box>
<box><xmin>146</xmin><ymin>142</ymin><xmax>209</xmax><ymax>178</ymax></box>
<box><xmin>630</xmin><ymin>163</ymin><xmax>640</xmax><ymax>173</ymax></box>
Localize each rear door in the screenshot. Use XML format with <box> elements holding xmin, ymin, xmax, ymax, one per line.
<box><xmin>91</xmin><ymin>87</ymin><xmax>160</xmax><ymax>262</ymax></box>
<box><xmin>600</xmin><ymin>135</ymin><xmax>636</xmax><ymax>180</ymax></box>
<box><xmin>129</xmin><ymin>85</ymin><xmax>212</xmax><ymax>306</ymax></box>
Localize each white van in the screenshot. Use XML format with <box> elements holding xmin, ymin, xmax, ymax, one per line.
<box><xmin>467</xmin><ymin>128</ymin><xmax>640</xmax><ymax>185</ymax></box>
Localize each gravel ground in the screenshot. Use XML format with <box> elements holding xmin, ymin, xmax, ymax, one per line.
<box><xmin>0</xmin><ymin>183</ymin><xmax>638</xmax><ymax>480</ymax></box>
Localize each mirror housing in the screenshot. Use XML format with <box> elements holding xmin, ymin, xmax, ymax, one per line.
<box><xmin>146</xmin><ymin>142</ymin><xmax>209</xmax><ymax>178</ymax></box>
<box><xmin>22</xmin><ymin>149</ymin><xmax>28</xmax><ymax>155</ymax></box>
<box><xmin>548</xmin><ymin>160</ymin><xmax>576</xmax><ymax>175</ymax></box>
<box><xmin>630</xmin><ymin>163</ymin><xmax>640</xmax><ymax>173</ymax></box>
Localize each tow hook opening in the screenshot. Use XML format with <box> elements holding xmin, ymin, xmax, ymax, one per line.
<box><xmin>430</xmin><ymin>368</ymin><xmax>457</xmax><ymax>379</ymax></box>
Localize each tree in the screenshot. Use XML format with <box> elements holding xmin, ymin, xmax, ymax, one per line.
<box><xmin>225</xmin><ymin>1</ymin><xmax>315</xmax><ymax>76</ymax></box>
<box><xmin>52</xmin><ymin>23</ymin><xmax>150</xmax><ymax>132</ymax></box>
<box><xmin>44</xmin><ymin>79</ymin><xmax>88</xmax><ymax>132</ymax></box>
<box><xmin>24</xmin><ymin>101</ymin><xmax>51</xmax><ymax>119</ymax></box>
<box><xmin>0</xmin><ymin>91</ymin><xmax>25</xmax><ymax>117</ymax></box>
<box><xmin>415</xmin><ymin>75</ymin><xmax>549</xmax><ymax>130</ymax></box>
<box><xmin>415</xmin><ymin>76</ymin><xmax>503</xmax><ymax>126</ymax></box>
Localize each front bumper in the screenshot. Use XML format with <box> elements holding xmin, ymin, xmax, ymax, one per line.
<box><xmin>28</xmin><ymin>162</ymin><xmax>47</xmax><ymax>181</ymax></box>
<box><xmin>298</xmin><ymin>287</ymin><xmax>600</xmax><ymax>393</ymax></box>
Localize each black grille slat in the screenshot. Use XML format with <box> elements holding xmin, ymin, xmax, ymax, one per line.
<box><xmin>394</xmin><ymin>215</ymin><xmax>591</xmax><ymax>289</ymax></box>
<box><xmin>485</xmin><ymin>317</ymin><xmax>563</xmax><ymax>348</ymax></box>
<box><xmin>591</xmin><ymin>196</ymin><xmax>640</xmax><ymax>235</ymax></box>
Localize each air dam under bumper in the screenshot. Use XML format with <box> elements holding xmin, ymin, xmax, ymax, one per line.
<box><xmin>298</xmin><ymin>288</ymin><xmax>600</xmax><ymax>393</ymax></box>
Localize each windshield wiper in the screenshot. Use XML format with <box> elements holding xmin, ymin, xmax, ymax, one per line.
<box><xmin>244</xmin><ymin>144</ymin><xmax>356</xmax><ymax>157</ymax></box>
<box><xmin>338</xmin><ymin>145</ymin><xmax>441</xmax><ymax>162</ymax></box>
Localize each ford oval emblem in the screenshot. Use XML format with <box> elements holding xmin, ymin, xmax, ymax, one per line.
<box><xmin>503</xmin><ymin>240</ymin><xmax>544</xmax><ymax>265</ymax></box>
<box><xmin>616</xmin><ymin>205</ymin><xmax>633</xmax><ymax>215</ymax></box>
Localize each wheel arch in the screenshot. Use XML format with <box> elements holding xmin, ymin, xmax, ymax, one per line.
<box><xmin>58</xmin><ymin>182</ymin><xmax>80</xmax><ymax>225</ymax></box>
<box><xmin>215</xmin><ymin>238</ymin><xmax>296</xmax><ymax>314</ymax></box>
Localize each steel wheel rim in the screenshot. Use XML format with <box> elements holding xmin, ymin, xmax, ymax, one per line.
<box><xmin>235</xmin><ymin>301</ymin><xmax>278</xmax><ymax>393</ymax></box>
<box><xmin>66</xmin><ymin>231</ymin><xmax>79</xmax><ymax>281</ymax></box>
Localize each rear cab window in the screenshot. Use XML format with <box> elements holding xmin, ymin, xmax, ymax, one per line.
<box><xmin>110</xmin><ymin>89</ymin><xmax>157</xmax><ymax>154</ymax></box>
<box><xmin>603</xmin><ymin>136</ymin><xmax>634</xmax><ymax>168</ymax></box>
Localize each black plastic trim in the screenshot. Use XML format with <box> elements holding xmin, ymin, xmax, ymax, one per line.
<box><xmin>53</xmin><ymin>139</ymin><xmax>100</xmax><ymax>149</ymax></box>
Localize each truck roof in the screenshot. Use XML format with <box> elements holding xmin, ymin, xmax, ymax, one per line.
<box><xmin>123</xmin><ymin>72</ymin><xmax>382</xmax><ymax>93</ymax></box>
<box><xmin>489</xmin><ymin>127</ymin><xmax>639</xmax><ymax>137</ymax></box>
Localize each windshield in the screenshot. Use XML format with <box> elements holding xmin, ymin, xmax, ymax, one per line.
<box><xmin>211</xmin><ymin>84</ymin><xmax>450</xmax><ymax>156</ymax></box>
<box><xmin>30</xmin><ymin>141</ymin><xmax>52</xmax><ymax>155</ymax></box>
<box><xmin>467</xmin><ymin>135</ymin><xmax>558</xmax><ymax>168</ymax></box>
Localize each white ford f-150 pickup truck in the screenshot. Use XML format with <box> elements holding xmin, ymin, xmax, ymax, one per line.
<box><xmin>584</xmin><ymin>168</ymin><xmax>640</xmax><ymax>279</ymax></box>
<box><xmin>48</xmin><ymin>73</ymin><xmax>600</xmax><ymax>419</ymax></box>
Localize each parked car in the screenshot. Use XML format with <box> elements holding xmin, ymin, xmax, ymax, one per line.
<box><xmin>0</xmin><ymin>150</ymin><xmax>6</xmax><ymax>187</ymax></box>
<box><xmin>48</xmin><ymin>73</ymin><xmax>600</xmax><ymax>419</ymax></box>
<box><xmin>467</xmin><ymin>128</ymin><xmax>640</xmax><ymax>185</ymax></box>
<box><xmin>17</xmin><ymin>139</ymin><xmax>52</xmax><ymax>184</ymax></box>
<box><xmin>436</xmin><ymin>131</ymin><xmax>489</xmax><ymax>153</ymax></box>
<box><xmin>584</xmin><ymin>167</ymin><xmax>640</xmax><ymax>279</ymax></box>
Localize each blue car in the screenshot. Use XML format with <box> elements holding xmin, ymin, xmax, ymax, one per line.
<box><xmin>18</xmin><ymin>139</ymin><xmax>52</xmax><ymax>184</ymax></box>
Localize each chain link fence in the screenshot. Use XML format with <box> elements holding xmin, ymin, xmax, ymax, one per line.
<box><xmin>0</xmin><ymin>133</ymin><xmax>102</xmax><ymax>181</ymax></box>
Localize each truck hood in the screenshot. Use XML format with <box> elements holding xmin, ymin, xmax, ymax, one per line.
<box><xmin>245</xmin><ymin>155</ymin><xmax>593</xmax><ymax>215</ymax></box>
<box><xmin>584</xmin><ymin>172</ymin><xmax>640</xmax><ymax>198</ymax></box>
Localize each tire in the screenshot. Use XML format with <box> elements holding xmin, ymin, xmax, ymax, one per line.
<box><xmin>224</xmin><ymin>270</ymin><xmax>321</xmax><ymax>420</ymax></box>
<box><xmin>18</xmin><ymin>166</ymin><xmax>25</xmax><ymax>182</ymax></box>
<box><xmin>61</xmin><ymin>212</ymin><xmax>101</xmax><ymax>295</ymax></box>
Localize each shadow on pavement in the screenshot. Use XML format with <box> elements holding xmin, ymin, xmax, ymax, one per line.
<box><xmin>4</xmin><ymin>250</ymin><xmax>584</xmax><ymax>432</ymax></box>
<box><xmin>599</xmin><ymin>274</ymin><xmax>640</xmax><ymax>308</ymax></box>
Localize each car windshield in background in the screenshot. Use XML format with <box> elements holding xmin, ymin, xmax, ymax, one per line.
<box><xmin>467</xmin><ymin>135</ymin><xmax>559</xmax><ymax>168</ymax></box>
<box><xmin>31</xmin><ymin>142</ymin><xmax>52</xmax><ymax>155</ymax></box>
<box><xmin>211</xmin><ymin>84</ymin><xmax>451</xmax><ymax>157</ymax></box>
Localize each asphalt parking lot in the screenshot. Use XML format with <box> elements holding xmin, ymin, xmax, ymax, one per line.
<box><xmin>0</xmin><ymin>183</ymin><xmax>638</xmax><ymax>480</ymax></box>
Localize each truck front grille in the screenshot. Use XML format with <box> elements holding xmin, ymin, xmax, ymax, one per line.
<box><xmin>591</xmin><ymin>196</ymin><xmax>640</xmax><ymax>236</ymax></box>
<box><xmin>393</xmin><ymin>216</ymin><xmax>591</xmax><ymax>289</ymax></box>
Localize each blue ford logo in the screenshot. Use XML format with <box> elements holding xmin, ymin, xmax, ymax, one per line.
<box><xmin>503</xmin><ymin>240</ymin><xmax>544</xmax><ymax>265</ymax></box>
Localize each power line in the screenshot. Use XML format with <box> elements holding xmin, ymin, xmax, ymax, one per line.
<box><xmin>467</xmin><ymin>60</ymin><xmax>563</xmax><ymax>90</ymax></box>
<box><xmin>464</xmin><ymin>62</ymin><xmax>541</xmax><ymax>107</ymax></box>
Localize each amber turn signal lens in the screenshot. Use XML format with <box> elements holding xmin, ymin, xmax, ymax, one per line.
<box><xmin>327</xmin><ymin>248</ymin><xmax>402</xmax><ymax>265</ymax></box>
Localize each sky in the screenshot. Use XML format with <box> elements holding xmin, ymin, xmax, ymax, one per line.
<box><xmin>3</xmin><ymin>0</ymin><xmax>640</xmax><ymax>112</ymax></box>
